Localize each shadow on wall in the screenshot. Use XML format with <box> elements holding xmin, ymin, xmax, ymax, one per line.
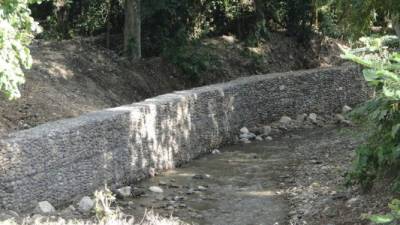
<box><xmin>109</xmin><ymin>88</ymin><xmax>238</xmax><ymax>185</ymax></box>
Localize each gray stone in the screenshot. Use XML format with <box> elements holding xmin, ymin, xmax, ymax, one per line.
<box><xmin>211</xmin><ymin>149</ymin><xmax>221</xmax><ymax>154</ymax></box>
<box><xmin>197</xmin><ymin>186</ymin><xmax>207</xmax><ymax>191</ymax></box>
<box><xmin>60</xmin><ymin>205</ymin><xmax>76</xmax><ymax>217</ymax></box>
<box><xmin>192</xmin><ymin>174</ymin><xmax>207</xmax><ymax>179</ymax></box>
<box><xmin>256</xmin><ymin>136</ymin><xmax>263</xmax><ymax>141</ymax></box>
<box><xmin>148</xmin><ymin>167</ymin><xmax>156</xmax><ymax>177</ymax></box>
<box><xmin>149</xmin><ymin>186</ymin><xmax>164</xmax><ymax>193</ymax></box>
<box><xmin>240</xmin><ymin>132</ymin><xmax>256</xmax><ymax>140</ymax></box>
<box><xmin>116</xmin><ymin>186</ymin><xmax>132</xmax><ymax>198</ymax></box>
<box><xmin>342</xmin><ymin>105</ymin><xmax>352</xmax><ymax>114</ymax></box>
<box><xmin>34</xmin><ymin>201</ymin><xmax>56</xmax><ymax>215</ymax></box>
<box><xmin>240</xmin><ymin>127</ymin><xmax>249</xmax><ymax>134</ymax></box>
<box><xmin>240</xmin><ymin>138</ymin><xmax>252</xmax><ymax>144</ymax></box>
<box><xmin>0</xmin><ymin>210</ymin><xmax>19</xmax><ymax>221</ymax></box>
<box><xmin>308</xmin><ymin>113</ymin><xmax>318</xmax><ymax>123</ymax></box>
<box><xmin>263</xmin><ymin>126</ymin><xmax>272</xmax><ymax>136</ymax></box>
<box><xmin>296</xmin><ymin>113</ymin><xmax>308</xmax><ymax>122</ymax></box>
<box><xmin>77</xmin><ymin>196</ymin><xmax>94</xmax><ymax>213</ymax></box>
<box><xmin>249</xmin><ymin>127</ymin><xmax>263</xmax><ymax>135</ymax></box>
<box><xmin>335</xmin><ymin>114</ymin><xmax>352</xmax><ymax>125</ymax></box>
<box><xmin>279</xmin><ymin>116</ymin><xmax>292</xmax><ymax>124</ymax></box>
<box><xmin>335</xmin><ymin>113</ymin><xmax>346</xmax><ymax>122</ymax></box>
<box><xmin>5</xmin><ymin>211</ymin><xmax>18</xmax><ymax>218</ymax></box>
<box><xmin>186</xmin><ymin>189</ymin><xmax>195</xmax><ymax>195</ymax></box>
<box><xmin>159</xmin><ymin>181</ymin><xmax>168</xmax><ymax>186</ymax></box>
<box><xmin>346</xmin><ymin>196</ymin><xmax>360</xmax><ymax>207</ymax></box>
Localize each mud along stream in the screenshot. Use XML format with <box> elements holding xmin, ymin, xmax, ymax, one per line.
<box><xmin>112</xmin><ymin>125</ymin><xmax>361</xmax><ymax>225</ymax></box>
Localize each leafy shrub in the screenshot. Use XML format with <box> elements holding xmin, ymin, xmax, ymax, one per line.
<box><xmin>342</xmin><ymin>35</ymin><xmax>400</xmax><ymax>189</ymax></box>
<box><xmin>284</xmin><ymin>0</ymin><xmax>313</xmax><ymax>42</ymax></box>
<box><xmin>0</xmin><ymin>0</ymin><xmax>42</xmax><ymax>99</ymax></box>
<box><xmin>162</xmin><ymin>40</ymin><xmax>220</xmax><ymax>83</ymax></box>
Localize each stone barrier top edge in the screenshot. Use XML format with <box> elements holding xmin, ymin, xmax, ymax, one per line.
<box><xmin>0</xmin><ymin>65</ymin><xmax>357</xmax><ymax>140</ymax></box>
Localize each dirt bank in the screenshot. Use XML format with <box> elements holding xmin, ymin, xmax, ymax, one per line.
<box><xmin>0</xmin><ymin>33</ymin><xmax>343</xmax><ymax>136</ymax></box>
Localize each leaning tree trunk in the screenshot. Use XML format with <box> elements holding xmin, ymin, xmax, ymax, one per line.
<box><xmin>124</xmin><ymin>0</ymin><xmax>141</xmax><ymax>59</ymax></box>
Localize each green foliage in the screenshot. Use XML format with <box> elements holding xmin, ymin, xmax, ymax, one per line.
<box><xmin>0</xmin><ymin>0</ymin><xmax>42</xmax><ymax>99</ymax></box>
<box><xmin>335</xmin><ymin>0</ymin><xmax>400</xmax><ymax>39</ymax></box>
<box><xmin>162</xmin><ymin>40</ymin><xmax>220</xmax><ymax>82</ymax></box>
<box><xmin>342</xmin><ymin>35</ymin><xmax>400</xmax><ymax>189</ymax></box>
<box><xmin>33</xmin><ymin>0</ymin><xmax>124</xmax><ymax>39</ymax></box>
<box><xmin>284</xmin><ymin>0</ymin><xmax>313</xmax><ymax>41</ymax></box>
<box><xmin>31</xmin><ymin>0</ymin><xmax>325</xmax><ymax>55</ymax></box>
<box><xmin>318</xmin><ymin>2</ymin><xmax>343</xmax><ymax>38</ymax></box>
<box><xmin>363</xmin><ymin>199</ymin><xmax>400</xmax><ymax>224</ymax></box>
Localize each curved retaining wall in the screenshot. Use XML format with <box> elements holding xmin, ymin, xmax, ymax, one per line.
<box><xmin>0</xmin><ymin>66</ymin><xmax>368</xmax><ymax>211</ymax></box>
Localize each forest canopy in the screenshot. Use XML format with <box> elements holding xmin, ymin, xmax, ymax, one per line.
<box><xmin>1</xmin><ymin>0</ymin><xmax>400</xmax><ymax>99</ymax></box>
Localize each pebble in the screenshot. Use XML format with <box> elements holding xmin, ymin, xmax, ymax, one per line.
<box><xmin>265</xmin><ymin>136</ymin><xmax>273</xmax><ymax>141</ymax></box>
<box><xmin>197</xmin><ymin>186</ymin><xmax>207</xmax><ymax>191</ymax></box>
<box><xmin>131</xmin><ymin>187</ymin><xmax>145</xmax><ymax>197</ymax></box>
<box><xmin>279</xmin><ymin>116</ymin><xmax>292</xmax><ymax>124</ymax></box>
<box><xmin>308</xmin><ymin>113</ymin><xmax>318</xmax><ymax>123</ymax></box>
<box><xmin>296</xmin><ymin>113</ymin><xmax>307</xmax><ymax>122</ymax></box>
<box><xmin>335</xmin><ymin>113</ymin><xmax>352</xmax><ymax>125</ymax></box>
<box><xmin>78</xmin><ymin>196</ymin><xmax>94</xmax><ymax>213</ymax></box>
<box><xmin>256</xmin><ymin>136</ymin><xmax>263</xmax><ymax>141</ymax></box>
<box><xmin>148</xmin><ymin>167</ymin><xmax>156</xmax><ymax>177</ymax></box>
<box><xmin>186</xmin><ymin>189</ymin><xmax>195</xmax><ymax>195</ymax></box>
<box><xmin>263</xmin><ymin>125</ymin><xmax>272</xmax><ymax>136</ymax></box>
<box><xmin>149</xmin><ymin>186</ymin><xmax>164</xmax><ymax>193</ymax></box>
<box><xmin>346</xmin><ymin>196</ymin><xmax>360</xmax><ymax>207</ymax></box>
<box><xmin>240</xmin><ymin>138</ymin><xmax>252</xmax><ymax>144</ymax></box>
<box><xmin>116</xmin><ymin>186</ymin><xmax>132</xmax><ymax>198</ymax></box>
<box><xmin>174</xmin><ymin>196</ymin><xmax>185</xmax><ymax>201</ymax></box>
<box><xmin>335</xmin><ymin>113</ymin><xmax>345</xmax><ymax>122</ymax></box>
<box><xmin>0</xmin><ymin>211</ymin><xmax>19</xmax><ymax>221</ymax></box>
<box><xmin>169</xmin><ymin>184</ymin><xmax>181</xmax><ymax>188</ymax></box>
<box><xmin>240</xmin><ymin>127</ymin><xmax>249</xmax><ymax>134</ymax></box>
<box><xmin>35</xmin><ymin>201</ymin><xmax>56</xmax><ymax>215</ymax></box>
<box><xmin>211</xmin><ymin>149</ymin><xmax>221</xmax><ymax>154</ymax></box>
<box><xmin>159</xmin><ymin>181</ymin><xmax>168</xmax><ymax>186</ymax></box>
<box><xmin>342</xmin><ymin>105</ymin><xmax>352</xmax><ymax>114</ymax></box>
<box><xmin>60</xmin><ymin>205</ymin><xmax>76</xmax><ymax>216</ymax></box>
<box><xmin>240</xmin><ymin>132</ymin><xmax>256</xmax><ymax>140</ymax></box>
<box><xmin>192</xmin><ymin>174</ymin><xmax>210</xmax><ymax>179</ymax></box>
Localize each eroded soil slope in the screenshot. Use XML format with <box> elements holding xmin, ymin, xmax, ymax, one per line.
<box><xmin>0</xmin><ymin>34</ymin><xmax>343</xmax><ymax>136</ymax></box>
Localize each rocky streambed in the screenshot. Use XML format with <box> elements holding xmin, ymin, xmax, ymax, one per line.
<box><xmin>2</xmin><ymin>110</ymin><xmax>390</xmax><ymax>225</ymax></box>
<box><xmin>118</xmin><ymin>124</ymin><xmax>363</xmax><ymax>225</ymax></box>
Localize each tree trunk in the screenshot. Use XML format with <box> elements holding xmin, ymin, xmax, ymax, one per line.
<box><xmin>106</xmin><ymin>0</ymin><xmax>114</xmax><ymax>49</ymax></box>
<box><xmin>255</xmin><ymin>0</ymin><xmax>265</xmax><ymax>22</ymax></box>
<box><xmin>54</xmin><ymin>0</ymin><xmax>70</xmax><ymax>38</ymax></box>
<box><xmin>254</xmin><ymin>0</ymin><xmax>268</xmax><ymax>39</ymax></box>
<box><xmin>124</xmin><ymin>0</ymin><xmax>141</xmax><ymax>59</ymax></box>
<box><xmin>392</xmin><ymin>14</ymin><xmax>400</xmax><ymax>38</ymax></box>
